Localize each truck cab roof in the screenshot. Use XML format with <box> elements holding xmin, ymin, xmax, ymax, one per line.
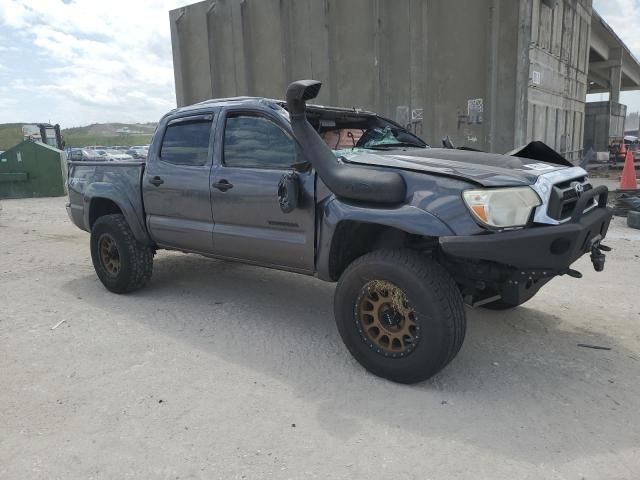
<box><xmin>169</xmin><ymin>96</ymin><xmax>379</xmax><ymax>119</ymax></box>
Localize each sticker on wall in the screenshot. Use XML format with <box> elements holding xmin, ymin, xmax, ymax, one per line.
<box><xmin>467</xmin><ymin>98</ymin><xmax>483</xmax><ymax>124</ymax></box>
<box><xmin>532</xmin><ymin>70</ymin><xmax>541</xmax><ymax>85</ymax></box>
<box><xmin>17</xmin><ymin>151</ymin><xmax>22</xmax><ymax>162</ymax></box>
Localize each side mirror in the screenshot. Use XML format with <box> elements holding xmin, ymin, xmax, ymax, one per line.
<box><xmin>278</xmin><ymin>172</ymin><xmax>300</xmax><ymax>213</ymax></box>
<box><xmin>291</xmin><ymin>161</ymin><xmax>311</xmax><ymax>173</ymax></box>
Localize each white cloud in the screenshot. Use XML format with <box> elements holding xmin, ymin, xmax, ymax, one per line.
<box><xmin>0</xmin><ymin>0</ymin><xmax>32</xmax><ymax>28</ymax></box>
<box><xmin>0</xmin><ymin>0</ymin><xmax>193</xmax><ymax>126</ymax></box>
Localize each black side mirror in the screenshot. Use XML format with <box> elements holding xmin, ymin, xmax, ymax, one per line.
<box><xmin>278</xmin><ymin>172</ymin><xmax>300</xmax><ymax>213</ymax></box>
<box><xmin>291</xmin><ymin>161</ymin><xmax>311</xmax><ymax>173</ymax></box>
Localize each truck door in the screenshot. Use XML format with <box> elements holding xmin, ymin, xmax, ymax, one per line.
<box><xmin>143</xmin><ymin>113</ymin><xmax>216</xmax><ymax>253</ymax></box>
<box><xmin>210</xmin><ymin>108</ymin><xmax>315</xmax><ymax>273</ymax></box>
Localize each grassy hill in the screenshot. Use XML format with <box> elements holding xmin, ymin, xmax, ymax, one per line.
<box><xmin>0</xmin><ymin>122</ymin><xmax>157</xmax><ymax>150</ymax></box>
<box><xmin>0</xmin><ymin>124</ymin><xmax>24</xmax><ymax>150</ymax></box>
<box><xmin>63</xmin><ymin>123</ymin><xmax>156</xmax><ymax>147</ymax></box>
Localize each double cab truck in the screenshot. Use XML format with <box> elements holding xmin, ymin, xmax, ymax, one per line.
<box><xmin>67</xmin><ymin>80</ymin><xmax>613</xmax><ymax>383</ymax></box>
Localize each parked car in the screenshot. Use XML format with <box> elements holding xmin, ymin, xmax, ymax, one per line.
<box><xmin>103</xmin><ymin>149</ymin><xmax>134</xmax><ymax>161</ymax></box>
<box><xmin>92</xmin><ymin>149</ymin><xmax>111</xmax><ymax>160</ymax></box>
<box><xmin>67</xmin><ymin>148</ymin><xmax>103</xmax><ymax>161</ymax></box>
<box><xmin>126</xmin><ymin>148</ymin><xmax>148</xmax><ymax>160</ymax></box>
<box><xmin>66</xmin><ymin>80</ymin><xmax>613</xmax><ymax>384</ymax></box>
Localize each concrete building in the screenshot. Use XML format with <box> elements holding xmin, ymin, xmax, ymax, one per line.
<box><xmin>169</xmin><ymin>0</ymin><xmax>640</xmax><ymax>158</ymax></box>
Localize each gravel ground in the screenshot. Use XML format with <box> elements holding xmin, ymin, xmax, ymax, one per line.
<box><xmin>1</xmin><ymin>196</ymin><xmax>639</xmax><ymax>480</ymax></box>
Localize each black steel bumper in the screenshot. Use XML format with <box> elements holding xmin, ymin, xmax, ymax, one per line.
<box><xmin>439</xmin><ymin>186</ymin><xmax>613</xmax><ymax>271</ymax></box>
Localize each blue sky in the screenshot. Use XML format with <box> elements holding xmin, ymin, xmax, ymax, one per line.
<box><xmin>0</xmin><ymin>0</ymin><xmax>193</xmax><ymax>126</ymax></box>
<box><xmin>0</xmin><ymin>0</ymin><xmax>638</xmax><ymax>127</ymax></box>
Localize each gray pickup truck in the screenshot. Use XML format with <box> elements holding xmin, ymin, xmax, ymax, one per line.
<box><xmin>67</xmin><ymin>80</ymin><xmax>612</xmax><ymax>383</ymax></box>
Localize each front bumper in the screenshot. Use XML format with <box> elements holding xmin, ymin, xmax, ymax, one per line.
<box><xmin>439</xmin><ymin>185</ymin><xmax>613</xmax><ymax>271</ymax></box>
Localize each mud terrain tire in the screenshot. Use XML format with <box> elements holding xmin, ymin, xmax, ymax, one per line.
<box><xmin>334</xmin><ymin>249</ymin><xmax>466</xmax><ymax>384</ymax></box>
<box><xmin>90</xmin><ymin>214</ymin><xmax>153</xmax><ymax>294</ymax></box>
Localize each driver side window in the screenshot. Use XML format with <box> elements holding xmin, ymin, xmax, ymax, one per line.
<box><xmin>224</xmin><ymin>114</ymin><xmax>296</xmax><ymax>169</ymax></box>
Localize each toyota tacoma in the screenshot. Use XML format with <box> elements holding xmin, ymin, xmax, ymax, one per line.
<box><xmin>66</xmin><ymin>80</ymin><xmax>613</xmax><ymax>383</ymax></box>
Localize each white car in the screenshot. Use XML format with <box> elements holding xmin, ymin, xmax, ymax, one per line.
<box><xmin>126</xmin><ymin>148</ymin><xmax>148</xmax><ymax>159</ymax></box>
<box><xmin>103</xmin><ymin>149</ymin><xmax>134</xmax><ymax>161</ymax></box>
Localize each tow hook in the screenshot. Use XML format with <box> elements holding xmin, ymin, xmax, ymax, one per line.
<box><xmin>589</xmin><ymin>235</ymin><xmax>611</xmax><ymax>272</ymax></box>
<box><xmin>565</xmin><ymin>269</ymin><xmax>583</xmax><ymax>279</ymax></box>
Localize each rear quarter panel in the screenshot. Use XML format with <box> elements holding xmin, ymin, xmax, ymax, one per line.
<box><xmin>67</xmin><ymin>162</ymin><xmax>149</xmax><ymax>243</ymax></box>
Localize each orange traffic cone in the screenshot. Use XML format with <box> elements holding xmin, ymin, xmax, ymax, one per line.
<box><xmin>620</xmin><ymin>141</ymin><xmax>627</xmax><ymax>156</ymax></box>
<box><xmin>620</xmin><ymin>149</ymin><xmax>638</xmax><ymax>190</ymax></box>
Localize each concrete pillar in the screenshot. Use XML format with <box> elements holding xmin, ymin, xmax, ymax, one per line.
<box><xmin>609</xmin><ymin>47</ymin><xmax>623</xmax><ymax>104</ymax></box>
<box><xmin>514</xmin><ymin>0</ymin><xmax>533</xmax><ymax>147</ymax></box>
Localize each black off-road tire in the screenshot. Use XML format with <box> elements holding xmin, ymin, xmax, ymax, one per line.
<box><xmin>90</xmin><ymin>214</ymin><xmax>153</xmax><ymax>294</ymax></box>
<box><xmin>334</xmin><ymin>249</ymin><xmax>466</xmax><ymax>384</ymax></box>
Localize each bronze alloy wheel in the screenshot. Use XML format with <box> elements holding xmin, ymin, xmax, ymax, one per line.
<box><xmin>355</xmin><ymin>280</ymin><xmax>421</xmax><ymax>358</ymax></box>
<box><xmin>99</xmin><ymin>233</ymin><xmax>121</xmax><ymax>277</ymax></box>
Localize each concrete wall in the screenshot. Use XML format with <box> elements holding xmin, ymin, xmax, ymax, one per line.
<box><xmin>424</xmin><ymin>0</ymin><xmax>518</xmax><ymax>153</ymax></box>
<box><xmin>170</xmin><ymin>0</ymin><xmax>592</xmax><ymax>155</ymax></box>
<box><xmin>526</xmin><ymin>0</ymin><xmax>592</xmax><ymax>159</ymax></box>
<box><xmin>584</xmin><ymin>101</ymin><xmax>626</xmax><ymax>151</ymax></box>
<box><xmin>170</xmin><ymin>0</ymin><xmax>430</xmax><ymax>126</ymax></box>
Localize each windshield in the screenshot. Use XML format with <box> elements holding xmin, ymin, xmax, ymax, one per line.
<box><xmin>357</xmin><ymin>126</ymin><xmax>426</xmax><ymax>150</ymax></box>
<box><xmin>302</xmin><ymin>106</ymin><xmax>428</xmax><ymax>152</ymax></box>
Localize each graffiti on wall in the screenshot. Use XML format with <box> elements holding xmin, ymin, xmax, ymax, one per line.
<box><xmin>456</xmin><ymin>98</ymin><xmax>484</xmax><ymax>145</ymax></box>
<box><xmin>395</xmin><ymin>106</ymin><xmax>424</xmax><ymax>136</ymax></box>
<box><xmin>458</xmin><ymin>98</ymin><xmax>484</xmax><ymax>129</ymax></box>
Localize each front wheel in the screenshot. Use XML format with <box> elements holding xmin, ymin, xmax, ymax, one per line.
<box><xmin>90</xmin><ymin>214</ymin><xmax>153</xmax><ymax>294</ymax></box>
<box><xmin>334</xmin><ymin>249</ymin><xmax>466</xmax><ymax>384</ymax></box>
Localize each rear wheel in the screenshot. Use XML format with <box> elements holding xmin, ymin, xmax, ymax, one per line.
<box><xmin>90</xmin><ymin>214</ymin><xmax>153</xmax><ymax>294</ymax></box>
<box><xmin>334</xmin><ymin>249</ymin><xmax>466</xmax><ymax>384</ymax></box>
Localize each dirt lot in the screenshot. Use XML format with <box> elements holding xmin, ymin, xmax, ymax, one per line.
<box><xmin>1</xmin><ymin>196</ymin><xmax>639</xmax><ymax>480</ymax></box>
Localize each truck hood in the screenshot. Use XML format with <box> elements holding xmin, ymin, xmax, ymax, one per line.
<box><xmin>341</xmin><ymin>147</ymin><xmax>569</xmax><ymax>187</ymax></box>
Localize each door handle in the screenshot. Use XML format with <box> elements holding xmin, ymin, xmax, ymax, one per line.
<box><xmin>149</xmin><ymin>176</ymin><xmax>164</xmax><ymax>187</ymax></box>
<box><xmin>212</xmin><ymin>180</ymin><xmax>233</xmax><ymax>192</ymax></box>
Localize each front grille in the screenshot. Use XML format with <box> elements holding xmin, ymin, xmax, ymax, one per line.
<box><xmin>547</xmin><ymin>176</ymin><xmax>593</xmax><ymax>221</ymax></box>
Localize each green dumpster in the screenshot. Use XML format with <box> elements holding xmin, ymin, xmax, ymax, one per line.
<box><xmin>0</xmin><ymin>140</ymin><xmax>66</xmax><ymax>198</ymax></box>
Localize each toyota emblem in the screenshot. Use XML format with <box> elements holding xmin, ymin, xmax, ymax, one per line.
<box><xmin>572</xmin><ymin>182</ymin><xmax>584</xmax><ymax>197</ymax></box>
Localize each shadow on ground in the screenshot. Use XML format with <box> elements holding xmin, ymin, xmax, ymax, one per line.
<box><xmin>63</xmin><ymin>252</ymin><xmax>639</xmax><ymax>464</ymax></box>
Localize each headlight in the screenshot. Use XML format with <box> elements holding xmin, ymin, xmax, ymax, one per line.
<box><xmin>462</xmin><ymin>187</ymin><xmax>541</xmax><ymax>229</ymax></box>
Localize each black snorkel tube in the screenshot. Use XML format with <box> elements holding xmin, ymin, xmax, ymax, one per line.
<box><xmin>286</xmin><ymin>80</ymin><xmax>406</xmax><ymax>204</ymax></box>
